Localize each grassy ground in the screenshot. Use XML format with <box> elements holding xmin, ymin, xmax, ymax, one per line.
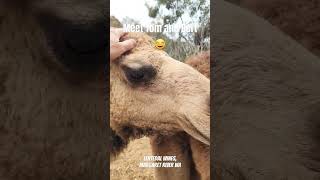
<box><xmin>110</xmin><ymin>137</ymin><xmax>155</xmax><ymax>180</ymax></box>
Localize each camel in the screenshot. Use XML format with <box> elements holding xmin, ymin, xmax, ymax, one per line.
<box><xmin>149</xmin><ymin>51</ymin><xmax>211</xmax><ymax>180</ymax></box>
<box><xmin>213</xmin><ymin>0</ymin><xmax>320</xmax><ymax>179</ymax></box>
<box><xmin>110</xmin><ymin>32</ymin><xmax>210</xmax><ymax>179</ymax></box>
<box><xmin>185</xmin><ymin>51</ymin><xmax>210</xmax><ymax>78</ymax></box>
<box><xmin>0</xmin><ymin>1</ymin><xmax>108</xmax><ymax>179</ymax></box>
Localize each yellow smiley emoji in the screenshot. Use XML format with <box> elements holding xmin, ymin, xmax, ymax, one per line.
<box><xmin>154</xmin><ymin>39</ymin><xmax>166</xmax><ymax>50</ymax></box>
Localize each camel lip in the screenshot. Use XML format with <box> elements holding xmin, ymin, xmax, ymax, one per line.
<box><xmin>178</xmin><ymin>107</ymin><xmax>210</xmax><ymax>145</ymax></box>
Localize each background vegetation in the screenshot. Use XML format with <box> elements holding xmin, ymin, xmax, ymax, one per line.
<box><xmin>111</xmin><ymin>0</ymin><xmax>210</xmax><ymax>61</ymax></box>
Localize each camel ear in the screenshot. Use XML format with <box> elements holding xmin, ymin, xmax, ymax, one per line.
<box><xmin>178</xmin><ymin>107</ymin><xmax>210</xmax><ymax>145</ymax></box>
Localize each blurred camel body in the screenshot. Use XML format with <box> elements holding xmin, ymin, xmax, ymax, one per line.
<box><xmin>213</xmin><ymin>0</ymin><xmax>320</xmax><ymax>179</ymax></box>
<box><xmin>0</xmin><ymin>1</ymin><xmax>107</xmax><ymax>179</ymax></box>
<box><xmin>227</xmin><ymin>0</ymin><xmax>320</xmax><ymax>57</ymax></box>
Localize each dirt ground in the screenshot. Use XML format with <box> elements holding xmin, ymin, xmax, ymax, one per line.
<box><xmin>110</xmin><ymin>137</ymin><xmax>155</xmax><ymax>180</ymax></box>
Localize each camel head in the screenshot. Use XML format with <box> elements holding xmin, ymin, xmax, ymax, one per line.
<box><xmin>110</xmin><ymin>32</ymin><xmax>210</xmax><ymax>145</ymax></box>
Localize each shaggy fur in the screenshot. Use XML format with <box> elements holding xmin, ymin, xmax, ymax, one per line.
<box><xmin>185</xmin><ymin>51</ymin><xmax>210</xmax><ymax>78</ymax></box>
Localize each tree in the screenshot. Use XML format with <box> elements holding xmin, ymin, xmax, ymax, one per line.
<box><xmin>146</xmin><ymin>0</ymin><xmax>210</xmax><ymax>50</ymax></box>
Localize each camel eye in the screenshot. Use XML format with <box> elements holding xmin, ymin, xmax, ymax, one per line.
<box><xmin>122</xmin><ymin>64</ymin><xmax>156</xmax><ymax>85</ymax></box>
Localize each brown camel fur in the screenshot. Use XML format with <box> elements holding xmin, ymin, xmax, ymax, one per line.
<box><xmin>227</xmin><ymin>0</ymin><xmax>320</xmax><ymax>57</ymax></box>
<box><xmin>213</xmin><ymin>0</ymin><xmax>320</xmax><ymax>179</ymax></box>
<box><xmin>0</xmin><ymin>1</ymin><xmax>107</xmax><ymax>179</ymax></box>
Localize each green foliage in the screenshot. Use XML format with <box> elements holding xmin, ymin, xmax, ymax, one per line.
<box><xmin>146</xmin><ymin>0</ymin><xmax>210</xmax><ymax>60</ymax></box>
<box><xmin>148</xmin><ymin>7</ymin><xmax>159</xmax><ymax>18</ymax></box>
<box><xmin>110</xmin><ymin>16</ymin><xmax>122</xmax><ymax>28</ymax></box>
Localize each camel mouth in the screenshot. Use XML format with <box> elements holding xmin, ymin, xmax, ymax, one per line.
<box><xmin>110</xmin><ymin>123</ymin><xmax>181</xmax><ymax>149</ymax></box>
<box><xmin>110</xmin><ymin>129</ymin><xmax>129</xmax><ymax>156</ymax></box>
<box><xmin>178</xmin><ymin>104</ymin><xmax>210</xmax><ymax>145</ymax></box>
<box><xmin>189</xmin><ymin>114</ymin><xmax>210</xmax><ymax>145</ymax></box>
